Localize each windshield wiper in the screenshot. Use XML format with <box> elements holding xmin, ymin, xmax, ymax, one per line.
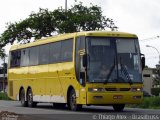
<box><xmin>104</xmin><ymin>64</ymin><xmax>115</xmax><ymax>84</ymax></box>
<box><xmin>120</xmin><ymin>64</ymin><xmax>133</xmax><ymax>85</ymax></box>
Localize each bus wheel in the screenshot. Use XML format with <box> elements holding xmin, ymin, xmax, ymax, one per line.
<box><xmin>20</xmin><ymin>89</ymin><xmax>28</xmax><ymax>107</ymax></box>
<box><xmin>68</xmin><ymin>89</ymin><xmax>82</xmax><ymax>111</ymax></box>
<box><xmin>27</xmin><ymin>89</ymin><xmax>37</xmax><ymax>107</ymax></box>
<box><xmin>113</xmin><ymin>104</ymin><xmax>125</xmax><ymax>112</ymax></box>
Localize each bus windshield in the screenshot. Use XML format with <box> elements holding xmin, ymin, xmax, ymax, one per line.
<box><xmin>86</xmin><ymin>37</ymin><xmax>142</xmax><ymax>83</ymax></box>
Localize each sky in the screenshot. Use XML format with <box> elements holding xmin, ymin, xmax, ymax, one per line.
<box><xmin>0</xmin><ymin>0</ymin><xmax>160</xmax><ymax>68</ymax></box>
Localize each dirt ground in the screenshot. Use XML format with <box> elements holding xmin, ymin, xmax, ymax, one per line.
<box><xmin>0</xmin><ymin>111</ymin><xmax>31</xmax><ymax>120</ymax></box>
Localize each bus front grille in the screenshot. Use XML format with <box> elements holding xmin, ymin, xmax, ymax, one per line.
<box><xmin>120</xmin><ymin>88</ymin><xmax>130</xmax><ymax>91</ymax></box>
<box><xmin>105</xmin><ymin>88</ymin><xmax>130</xmax><ymax>91</ymax></box>
<box><xmin>105</xmin><ymin>88</ymin><xmax>117</xmax><ymax>91</ymax></box>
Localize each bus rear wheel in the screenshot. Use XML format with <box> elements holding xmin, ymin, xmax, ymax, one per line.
<box><xmin>68</xmin><ymin>89</ymin><xmax>82</xmax><ymax>111</ymax></box>
<box><xmin>20</xmin><ymin>89</ymin><xmax>27</xmax><ymax>107</ymax></box>
<box><xmin>113</xmin><ymin>104</ymin><xmax>125</xmax><ymax>112</ymax></box>
<box><xmin>27</xmin><ymin>89</ymin><xmax>37</xmax><ymax>107</ymax></box>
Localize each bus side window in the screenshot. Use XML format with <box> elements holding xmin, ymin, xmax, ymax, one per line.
<box><xmin>29</xmin><ymin>46</ymin><xmax>39</xmax><ymax>66</ymax></box>
<box><xmin>39</xmin><ymin>44</ymin><xmax>49</xmax><ymax>65</ymax></box>
<box><xmin>20</xmin><ymin>48</ymin><xmax>29</xmax><ymax>67</ymax></box>
<box><xmin>61</xmin><ymin>39</ymin><xmax>73</xmax><ymax>62</ymax></box>
<box><xmin>10</xmin><ymin>50</ymin><xmax>21</xmax><ymax>68</ymax></box>
<box><xmin>10</xmin><ymin>51</ymin><xmax>15</xmax><ymax>67</ymax></box>
<box><xmin>49</xmin><ymin>42</ymin><xmax>61</xmax><ymax>63</ymax></box>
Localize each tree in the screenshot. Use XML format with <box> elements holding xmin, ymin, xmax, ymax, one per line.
<box><xmin>153</xmin><ymin>69</ymin><xmax>160</xmax><ymax>87</ymax></box>
<box><xmin>0</xmin><ymin>1</ymin><xmax>117</xmax><ymax>49</ymax></box>
<box><xmin>0</xmin><ymin>49</ymin><xmax>6</xmax><ymax>59</ymax></box>
<box><xmin>0</xmin><ymin>49</ymin><xmax>7</xmax><ymax>92</ymax></box>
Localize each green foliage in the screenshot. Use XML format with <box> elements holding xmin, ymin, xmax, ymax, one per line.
<box><xmin>0</xmin><ymin>49</ymin><xmax>6</xmax><ymax>59</ymax></box>
<box><xmin>0</xmin><ymin>1</ymin><xmax>117</xmax><ymax>49</ymax></box>
<box><xmin>150</xmin><ymin>97</ymin><xmax>160</xmax><ymax>107</ymax></box>
<box><xmin>152</xmin><ymin>67</ymin><xmax>160</xmax><ymax>87</ymax></box>
<box><xmin>151</xmin><ymin>88</ymin><xmax>160</xmax><ymax>96</ymax></box>
<box><xmin>127</xmin><ymin>97</ymin><xmax>160</xmax><ymax>109</ymax></box>
<box><xmin>0</xmin><ymin>92</ymin><xmax>12</xmax><ymax>100</ymax></box>
<box><xmin>28</xmin><ymin>8</ymin><xmax>56</xmax><ymax>39</ymax></box>
<box><xmin>144</xmin><ymin>65</ymin><xmax>148</xmax><ymax>68</ymax></box>
<box><xmin>139</xmin><ymin>98</ymin><xmax>150</xmax><ymax>108</ymax></box>
<box><xmin>153</xmin><ymin>70</ymin><xmax>160</xmax><ymax>87</ymax></box>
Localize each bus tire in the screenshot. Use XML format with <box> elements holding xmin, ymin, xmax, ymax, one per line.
<box><xmin>113</xmin><ymin>104</ymin><xmax>125</xmax><ymax>112</ymax></box>
<box><xmin>27</xmin><ymin>88</ymin><xmax>37</xmax><ymax>107</ymax></box>
<box><xmin>68</xmin><ymin>89</ymin><xmax>82</xmax><ymax>111</ymax></box>
<box><xmin>20</xmin><ymin>89</ymin><xmax>28</xmax><ymax>107</ymax></box>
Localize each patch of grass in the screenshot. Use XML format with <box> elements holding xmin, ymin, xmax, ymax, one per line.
<box><xmin>150</xmin><ymin>97</ymin><xmax>160</xmax><ymax>108</ymax></box>
<box><xmin>0</xmin><ymin>92</ymin><xmax>12</xmax><ymax>100</ymax></box>
<box><xmin>127</xmin><ymin>97</ymin><xmax>160</xmax><ymax>109</ymax></box>
<box><xmin>139</xmin><ymin>97</ymin><xmax>151</xmax><ymax>108</ymax></box>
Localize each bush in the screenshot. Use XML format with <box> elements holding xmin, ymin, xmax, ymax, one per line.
<box><xmin>127</xmin><ymin>97</ymin><xmax>160</xmax><ymax>109</ymax></box>
<box><xmin>151</xmin><ymin>88</ymin><xmax>160</xmax><ymax>96</ymax></box>
<box><xmin>0</xmin><ymin>92</ymin><xmax>11</xmax><ymax>100</ymax></box>
<box><xmin>139</xmin><ymin>98</ymin><xmax>150</xmax><ymax>108</ymax></box>
<box><xmin>150</xmin><ymin>97</ymin><xmax>160</xmax><ymax>107</ymax></box>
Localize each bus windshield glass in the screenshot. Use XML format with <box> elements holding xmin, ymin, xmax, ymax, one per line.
<box><xmin>86</xmin><ymin>37</ymin><xmax>142</xmax><ymax>83</ymax></box>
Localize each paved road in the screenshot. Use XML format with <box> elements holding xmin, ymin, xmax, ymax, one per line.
<box><xmin>0</xmin><ymin>100</ymin><xmax>160</xmax><ymax>120</ymax></box>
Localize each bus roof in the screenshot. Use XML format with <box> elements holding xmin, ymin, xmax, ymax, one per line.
<box><xmin>10</xmin><ymin>31</ymin><xmax>138</xmax><ymax>51</ymax></box>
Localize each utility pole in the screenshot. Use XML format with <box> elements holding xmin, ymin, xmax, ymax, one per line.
<box><xmin>65</xmin><ymin>0</ymin><xmax>67</xmax><ymax>12</ymax></box>
<box><xmin>3</xmin><ymin>57</ymin><xmax>5</xmax><ymax>92</ymax></box>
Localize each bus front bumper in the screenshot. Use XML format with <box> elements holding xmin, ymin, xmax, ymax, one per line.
<box><xmin>87</xmin><ymin>92</ymin><xmax>143</xmax><ymax>105</ymax></box>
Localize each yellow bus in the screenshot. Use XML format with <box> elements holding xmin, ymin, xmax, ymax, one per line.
<box><xmin>8</xmin><ymin>31</ymin><xmax>145</xmax><ymax>111</ymax></box>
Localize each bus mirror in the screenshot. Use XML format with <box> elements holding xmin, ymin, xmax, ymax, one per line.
<box><xmin>141</xmin><ymin>56</ymin><xmax>145</xmax><ymax>70</ymax></box>
<box><xmin>80</xmin><ymin>72</ymin><xmax>85</xmax><ymax>86</ymax></box>
<box><xmin>82</xmin><ymin>54</ymin><xmax>87</xmax><ymax>67</ymax></box>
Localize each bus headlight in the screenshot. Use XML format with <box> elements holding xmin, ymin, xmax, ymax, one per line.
<box><xmin>88</xmin><ymin>88</ymin><xmax>105</xmax><ymax>92</ymax></box>
<box><xmin>131</xmin><ymin>87</ymin><xmax>143</xmax><ymax>92</ymax></box>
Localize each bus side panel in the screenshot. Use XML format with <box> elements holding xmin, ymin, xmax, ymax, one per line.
<box><xmin>8</xmin><ymin>67</ymin><xmax>29</xmax><ymax>100</ymax></box>
<box><xmin>78</xmin><ymin>85</ymin><xmax>87</xmax><ymax>104</ymax></box>
<box><xmin>47</xmin><ymin>64</ymin><xmax>64</xmax><ymax>102</ymax></box>
<box><xmin>58</xmin><ymin>62</ymin><xmax>79</xmax><ymax>103</ymax></box>
<box><xmin>28</xmin><ymin>64</ymin><xmax>65</xmax><ymax>103</ymax></box>
<box><xmin>28</xmin><ymin>66</ymin><xmax>42</xmax><ymax>96</ymax></box>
